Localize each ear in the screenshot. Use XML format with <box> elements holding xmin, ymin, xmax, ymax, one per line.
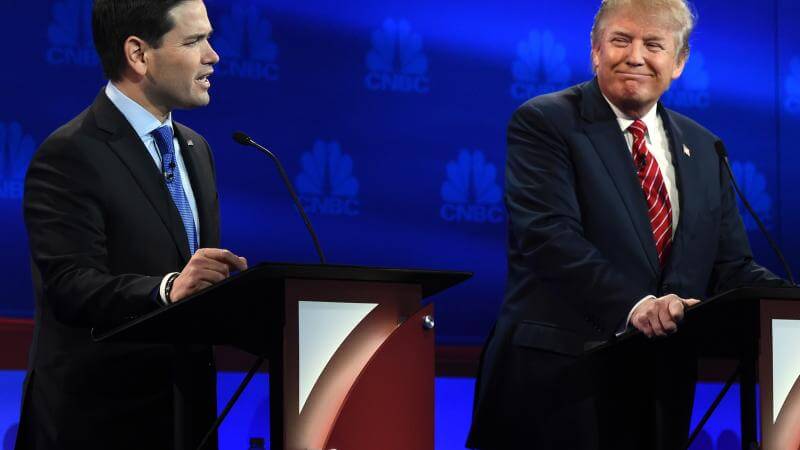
<box><xmin>591</xmin><ymin>45</ymin><xmax>600</xmax><ymax>73</ymax></box>
<box><xmin>672</xmin><ymin>51</ymin><xmax>688</xmax><ymax>80</ymax></box>
<box><xmin>122</xmin><ymin>36</ymin><xmax>149</xmax><ymax>77</ymax></box>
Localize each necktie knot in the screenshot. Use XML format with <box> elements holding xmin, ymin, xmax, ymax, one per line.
<box><xmin>151</xmin><ymin>125</ymin><xmax>175</xmax><ymax>157</ymax></box>
<box><xmin>628</xmin><ymin>119</ymin><xmax>647</xmax><ymax>143</ymax></box>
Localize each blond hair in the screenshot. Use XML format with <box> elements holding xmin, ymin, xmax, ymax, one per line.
<box><xmin>590</xmin><ymin>0</ymin><xmax>696</xmax><ymax>59</ymax></box>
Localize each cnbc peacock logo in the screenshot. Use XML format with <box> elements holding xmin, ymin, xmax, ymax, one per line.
<box><xmin>510</xmin><ymin>30</ymin><xmax>571</xmax><ymax>101</ymax></box>
<box><xmin>45</xmin><ymin>0</ymin><xmax>98</xmax><ymax>66</ymax></box>
<box><xmin>213</xmin><ymin>4</ymin><xmax>279</xmax><ymax>81</ymax></box>
<box><xmin>785</xmin><ymin>56</ymin><xmax>800</xmax><ymax>114</ymax></box>
<box><xmin>295</xmin><ymin>140</ymin><xmax>360</xmax><ymax>216</ymax></box>
<box><xmin>364</xmin><ymin>18</ymin><xmax>430</xmax><ymax>94</ymax></box>
<box><xmin>0</xmin><ymin>122</ymin><xmax>36</xmax><ymax>200</ymax></box>
<box><xmin>731</xmin><ymin>160</ymin><xmax>772</xmax><ymax>232</ymax></box>
<box><xmin>662</xmin><ymin>52</ymin><xmax>710</xmax><ymax>109</ymax></box>
<box><xmin>440</xmin><ymin>149</ymin><xmax>503</xmax><ymax>224</ymax></box>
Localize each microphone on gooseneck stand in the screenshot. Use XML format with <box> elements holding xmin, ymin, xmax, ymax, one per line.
<box><xmin>231</xmin><ymin>131</ymin><xmax>327</xmax><ymax>265</ymax></box>
<box><xmin>196</xmin><ymin>132</ymin><xmax>329</xmax><ymax>450</ymax></box>
<box><xmin>714</xmin><ymin>140</ymin><xmax>796</xmax><ymax>286</ymax></box>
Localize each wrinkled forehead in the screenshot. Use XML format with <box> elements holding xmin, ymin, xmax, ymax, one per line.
<box><xmin>598</xmin><ymin>7</ymin><xmax>681</xmax><ymax>42</ymax></box>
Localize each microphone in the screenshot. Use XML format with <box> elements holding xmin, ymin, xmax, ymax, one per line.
<box><xmin>232</xmin><ymin>131</ymin><xmax>326</xmax><ymax>265</ymax></box>
<box><xmin>714</xmin><ymin>140</ymin><xmax>795</xmax><ymax>285</ymax></box>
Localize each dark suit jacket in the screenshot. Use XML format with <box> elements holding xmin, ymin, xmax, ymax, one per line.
<box><xmin>467</xmin><ymin>79</ymin><xmax>784</xmax><ymax>449</ymax></box>
<box><xmin>17</xmin><ymin>90</ymin><xmax>221</xmax><ymax>450</ymax></box>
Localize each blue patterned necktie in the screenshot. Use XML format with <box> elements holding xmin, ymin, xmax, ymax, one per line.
<box><xmin>151</xmin><ymin>125</ymin><xmax>198</xmax><ymax>256</ymax></box>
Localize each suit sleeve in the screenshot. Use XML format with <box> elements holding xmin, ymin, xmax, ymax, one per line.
<box><xmin>708</xmin><ymin>157</ymin><xmax>788</xmax><ymax>293</ymax></box>
<box><xmin>23</xmin><ymin>135</ymin><xmax>162</xmax><ymax>329</ymax></box>
<box><xmin>506</xmin><ymin>103</ymin><xmax>650</xmax><ymax>331</ymax></box>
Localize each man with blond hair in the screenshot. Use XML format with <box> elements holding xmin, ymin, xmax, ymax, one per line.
<box><xmin>468</xmin><ymin>0</ymin><xmax>786</xmax><ymax>448</ymax></box>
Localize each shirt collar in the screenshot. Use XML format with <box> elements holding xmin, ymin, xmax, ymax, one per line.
<box><xmin>105</xmin><ymin>81</ymin><xmax>173</xmax><ymax>139</ymax></box>
<box><xmin>601</xmin><ymin>93</ymin><xmax>659</xmax><ymax>136</ymax></box>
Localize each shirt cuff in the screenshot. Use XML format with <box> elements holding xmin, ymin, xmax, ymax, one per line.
<box><xmin>159</xmin><ymin>272</ymin><xmax>180</xmax><ymax>305</ymax></box>
<box><xmin>617</xmin><ymin>294</ymin><xmax>657</xmax><ymax>335</ymax></box>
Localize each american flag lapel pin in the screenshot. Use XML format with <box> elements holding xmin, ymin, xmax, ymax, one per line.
<box><xmin>683</xmin><ymin>145</ymin><xmax>691</xmax><ymax>157</ymax></box>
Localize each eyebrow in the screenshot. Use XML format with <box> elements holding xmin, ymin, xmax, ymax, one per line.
<box><xmin>608</xmin><ymin>30</ymin><xmax>667</xmax><ymax>42</ymax></box>
<box><xmin>184</xmin><ymin>29</ymin><xmax>213</xmax><ymax>41</ymax></box>
<box><xmin>608</xmin><ymin>30</ymin><xmax>633</xmax><ymax>39</ymax></box>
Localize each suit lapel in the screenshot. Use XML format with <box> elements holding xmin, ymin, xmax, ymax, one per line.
<box><xmin>91</xmin><ymin>91</ymin><xmax>191</xmax><ymax>262</ymax></box>
<box><xmin>173</xmin><ymin>125</ymin><xmax>215</xmax><ymax>249</ymax></box>
<box><xmin>580</xmin><ymin>80</ymin><xmax>660</xmax><ymax>276</ymax></box>
<box><xmin>659</xmin><ymin>107</ymin><xmax>701</xmax><ymax>264</ymax></box>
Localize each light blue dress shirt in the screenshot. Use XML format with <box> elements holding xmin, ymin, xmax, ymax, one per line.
<box><xmin>104</xmin><ymin>82</ymin><xmax>200</xmax><ymax>237</ymax></box>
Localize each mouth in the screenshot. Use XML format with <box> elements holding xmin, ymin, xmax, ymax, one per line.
<box><xmin>196</xmin><ymin>71</ymin><xmax>213</xmax><ymax>88</ymax></box>
<box><xmin>616</xmin><ymin>71</ymin><xmax>652</xmax><ymax>80</ymax></box>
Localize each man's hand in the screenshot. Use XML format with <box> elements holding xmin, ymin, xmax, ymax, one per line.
<box><xmin>630</xmin><ymin>294</ymin><xmax>701</xmax><ymax>338</ymax></box>
<box><xmin>170</xmin><ymin>248</ymin><xmax>248</xmax><ymax>302</ymax></box>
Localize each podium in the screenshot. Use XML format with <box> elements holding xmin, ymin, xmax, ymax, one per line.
<box><xmin>97</xmin><ymin>262</ymin><xmax>471</xmax><ymax>450</ymax></box>
<box><xmin>590</xmin><ymin>287</ymin><xmax>800</xmax><ymax>450</ymax></box>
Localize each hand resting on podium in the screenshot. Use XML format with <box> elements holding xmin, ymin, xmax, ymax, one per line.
<box><xmin>630</xmin><ymin>294</ymin><xmax>701</xmax><ymax>338</ymax></box>
<box><xmin>170</xmin><ymin>248</ymin><xmax>248</xmax><ymax>302</ymax></box>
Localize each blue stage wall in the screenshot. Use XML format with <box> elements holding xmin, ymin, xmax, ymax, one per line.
<box><xmin>0</xmin><ymin>0</ymin><xmax>797</xmax><ymax>343</ymax></box>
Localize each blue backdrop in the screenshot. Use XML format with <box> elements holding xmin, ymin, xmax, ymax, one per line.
<box><xmin>1</xmin><ymin>0</ymin><xmax>798</xmax><ymax>349</ymax></box>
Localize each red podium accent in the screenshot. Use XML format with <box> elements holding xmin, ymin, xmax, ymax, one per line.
<box><xmin>0</xmin><ymin>318</ymin><xmax>33</xmax><ymax>370</ymax></box>
<box><xmin>326</xmin><ymin>303</ymin><xmax>435</xmax><ymax>450</ymax></box>
<box><xmin>282</xmin><ymin>280</ymin><xmax>422</xmax><ymax>449</ymax></box>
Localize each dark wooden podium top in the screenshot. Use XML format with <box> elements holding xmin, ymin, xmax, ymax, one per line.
<box><xmin>94</xmin><ymin>262</ymin><xmax>472</xmax><ymax>355</ymax></box>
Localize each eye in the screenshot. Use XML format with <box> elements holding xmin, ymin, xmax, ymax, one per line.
<box><xmin>646</xmin><ymin>42</ymin><xmax>665</xmax><ymax>51</ymax></box>
<box><xmin>184</xmin><ymin>36</ymin><xmax>208</xmax><ymax>46</ymax></box>
<box><xmin>610</xmin><ymin>37</ymin><xmax>629</xmax><ymax>46</ymax></box>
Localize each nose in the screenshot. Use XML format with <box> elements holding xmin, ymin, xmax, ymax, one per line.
<box><xmin>626</xmin><ymin>41</ymin><xmax>645</xmax><ymax>66</ymax></box>
<box><xmin>204</xmin><ymin>41</ymin><xmax>220</xmax><ymax>65</ymax></box>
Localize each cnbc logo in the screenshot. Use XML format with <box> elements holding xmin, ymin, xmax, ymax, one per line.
<box><xmin>662</xmin><ymin>52</ymin><xmax>710</xmax><ymax>109</ymax></box>
<box><xmin>46</xmin><ymin>0</ymin><xmax>99</xmax><ymax>66</ymax></box>
<box><xmin>440</xmin><ymin>149</ymin><xmax>503</xmax><ymax>224</ymax></box>
<box><xmin>365</xmin><ymin>18</ymin><xmax>430</xmax><ymax>94</ymax></box>
<box><xmin>510</xmin><ymin>30</ymin><xmax>571</xmax><ymax>101</ymax></box>
<box><xmin>785</xmin><ymin>56</ymin><xmax>800</xmax><ymax>114</ymax></box>
<box><xmin>731</xmin><ymin>160</ymin><xmax>772</xmax><ymax>232</ymax></box>
<box><xmin>213</xmin><ymin>4</ymin><xmax>279</xmax><ymax>81</ymax></box>
<box><xmin>0</xmin><ymin>122</ymin><xmax>36</xmax><ymax>200</ymax></box>
<box><xmin>296</xmin><ymin>140</ymin><xmax>360</xmax><ymax>216</ymax></box>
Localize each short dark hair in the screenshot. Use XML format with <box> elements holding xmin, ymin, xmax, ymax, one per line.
<box><xmin>92</xmin><ymin>0</ymin><xmax>188</xmax><ymax>81</ymax></box>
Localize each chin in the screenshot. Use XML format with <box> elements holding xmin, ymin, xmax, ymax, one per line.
<box><xmin>180</xmin><ymin>96</ymin><xmax>211</xmax><ymax>110</ymax></box>
<box><xmin>613</xmin><ymin>95</ymin><xmax>648</xmax><ymax>113</ymax></box>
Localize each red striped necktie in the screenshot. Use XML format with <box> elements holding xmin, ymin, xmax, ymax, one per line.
<box><xmin>628</xmin><ymin>119</ymin><xmax>672</xmax><ymax>267</ymax></box>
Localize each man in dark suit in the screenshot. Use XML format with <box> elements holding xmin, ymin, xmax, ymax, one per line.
<box><xmin>16</xmin><ymin>1</ymin><xmax>247</xmax><ymax>449</ymax></box>
<box><xmin>467</xmin><ymin>0</ymin><xmax>786</xmax><ymax>449</ymax></box>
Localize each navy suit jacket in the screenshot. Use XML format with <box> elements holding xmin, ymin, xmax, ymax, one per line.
<box><xmin>18</xmin><ymin>90</ymin><xmax>220</xmax><ymax>450</ymax></box>
<box><xmin>467</xmin><ymin>79</ymin><xmax>783</xmax><ymax>448</ymax></box>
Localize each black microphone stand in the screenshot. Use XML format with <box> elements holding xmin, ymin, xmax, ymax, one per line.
<box><xmin>197</xmin><ymin>132</ymin><xmax>329</xmax><ymax>450</ymax></box>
